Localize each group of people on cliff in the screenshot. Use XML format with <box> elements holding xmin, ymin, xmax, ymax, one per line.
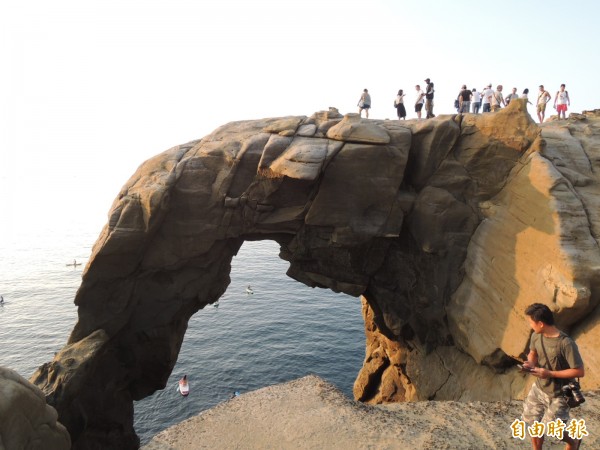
<box><xmin>453</xmin><ymin>83</ymin><xmax>571</xmax><ymax>123</ymax></box>
<box><xmin>357</xmin><ymin>81</ymin><xmax>571</xmax><ymax>124</ymax></box>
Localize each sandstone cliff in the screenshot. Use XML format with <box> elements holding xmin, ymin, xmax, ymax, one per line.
<box><xmin>30</xmin><ymin>102</ymin><xmax>600</xmax><ymax>448</ymax></box>
<box><xmin>0</xmin><ymin>367</ymin><xmax>70</xmax><ymax>449</ymax></box>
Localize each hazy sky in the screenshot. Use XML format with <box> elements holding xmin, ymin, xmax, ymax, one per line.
<box><xmin>1</xmin><ymin>0</ymin><xmax>599</xmax><ymax>238</ymax></box>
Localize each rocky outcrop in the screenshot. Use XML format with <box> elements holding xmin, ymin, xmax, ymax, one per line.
<box><xmin>31</xmin><ymin>102</ymin><xmax>600</xmax><ymax>448</ymax></box>
<box><xmin>0</xmin><ymin>367</ymin><xmax>70</xmax><ymax>449</ymax></box>
<box><xmin>142</xmin><ymin>375</ymin><xmax>600</xmax><ymax>450</ymax></box>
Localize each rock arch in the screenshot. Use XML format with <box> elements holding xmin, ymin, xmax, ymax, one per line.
<box><xmin>32</xmin><ymin>104</ymin><xmax>600</xmax><ymax>448</ymax></box>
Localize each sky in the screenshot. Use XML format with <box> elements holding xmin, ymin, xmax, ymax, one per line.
<box><xmin>1</xmin><ymin>0</ymin><xmax>599</xmax><ymax>239</ymax></box>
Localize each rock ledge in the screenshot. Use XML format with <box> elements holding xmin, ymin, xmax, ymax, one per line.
<box><xmin>143</xmin><ymin>375</ymin><xmax>600</xmax><ymax>450</ymax></box>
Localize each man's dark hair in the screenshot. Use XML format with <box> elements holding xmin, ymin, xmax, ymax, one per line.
<box><xmin>525</xmin><ymin>303</ymin><xmax>555</xmax><ymax>325</ymax></box>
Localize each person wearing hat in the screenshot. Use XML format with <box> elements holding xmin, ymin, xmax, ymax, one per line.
<box><xmin>424</xmin><ymin>78</ymin><xmax>435</xmax><ymax>118</ymax></box>
<box><xmin>481</xmin><ymin>84</ymin><xmax>494</xmax><ymax>113</ymax></box>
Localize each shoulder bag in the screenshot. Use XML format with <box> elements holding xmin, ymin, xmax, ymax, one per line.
<box><xmin>540</xmin><ymin>335</ymin><xmax>585</xmax><ymax>408</ymax></box>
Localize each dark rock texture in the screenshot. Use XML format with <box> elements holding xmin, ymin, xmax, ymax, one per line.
<box><xmin>31</xmin><ymin>103</ymin><xmax>600</xmax><ymax>448</ymax></box>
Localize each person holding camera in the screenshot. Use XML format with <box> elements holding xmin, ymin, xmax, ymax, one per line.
<box><xmin>521</xmin><ymin>303</ymin><xmax>585</xmax><ymax>450</ymax></box>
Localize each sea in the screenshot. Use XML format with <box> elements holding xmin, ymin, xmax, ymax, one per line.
<box><xmin>0</xmin><ymin>220</ymin><xmax>366</xmax><ymax>444</ymax></box>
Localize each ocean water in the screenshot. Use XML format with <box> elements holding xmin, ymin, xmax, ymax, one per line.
<box><xmin>0</xmin><ymin>223</ymin><xmax>365</xmax><ymax>444</ymax></box>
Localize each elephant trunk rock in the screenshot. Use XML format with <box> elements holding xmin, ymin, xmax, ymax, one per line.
<box><xmin>32</xmin><ymin>104</ymin><xmax>600</xmax><ymax>448</ymax></box>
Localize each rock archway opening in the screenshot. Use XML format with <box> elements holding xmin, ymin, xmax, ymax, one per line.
<box><xmin>133</xmin><ymin>239</ymin><xmax>365</xmax><ymax>444</ymax></box>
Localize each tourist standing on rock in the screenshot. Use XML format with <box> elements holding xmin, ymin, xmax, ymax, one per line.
<box><xmin>491</xmin><ymin>85</ymin><xmax>505</xmax><ymax>112</ymax></box>
<box><xmin>520</xmin><ymin>303</ymin><xmax>584</xmax><ymax>450</ymax></box>
<box><xmin>471</xmin><ymin>88</ymin><xmax>482</xmax><ymax>114</ymax></box>
<box><xmin>394</xmin><ymin>90</ymin><xmax>407</xmax><ymax>120</ymax></box>
<box><xmin>424</xmin><ymin>78</ymin><xmax>435</xmax><ymax>118</ymax></box>
<box><xmin>554</xmin><ymin>84</ymin><xmax>571</xmax><ymax>120</ymax></box>
<box><xmin>536</xmin><ymin>85</ymin><xmax>552</xmax><ymax>123</ymax></box>
<box><xmin>358</xmin><ymin>89</ymin><xmax>371</xmax><ymax>118</ymax></box>
<box><xmin>457</xmin><ymin>85</ymin><xmax>472</xmax><ymax>114</ymax></box>
<box><xmin>414</xmin><ymin>85</ymin><xmax>425</xmax><ymax>119</ymax></box>
<box><xmin>522</xmin><ymin>88</ymin><xmax>533</xmax><ymax>107</ymax></box>
<box><xmin>481</xmin><ymin>84</ymin><xmax>494</xmax><ymax>113</ymax></box>
<box><xmin>505</xmin><ymin>87</ymin><xmax>519</xmax><ymax>106</ymax></box>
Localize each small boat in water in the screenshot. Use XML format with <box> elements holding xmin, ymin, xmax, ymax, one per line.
<box><xmin>66</xmin><ymin>259</ymin><xmax>82</xmax><ymax>267</ymax></box>
<box><xmin>178</xmin><ymin>375</ymin><xmax>190</xmax><ymax>397</ymax></box>
<box><xmin>246</xmin><ymin>285</ymin><xmax>254</xmax><ymax>295</ymax></box>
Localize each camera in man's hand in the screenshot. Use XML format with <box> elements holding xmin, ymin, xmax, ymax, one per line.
<box><xmin>562</xmin><ymin>380</ymin><xmax>585</xmax><ymax>407</ymax></box>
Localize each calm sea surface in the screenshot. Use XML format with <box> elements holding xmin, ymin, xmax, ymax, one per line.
<box><xmin>0</xmin><ymin>223</ymin><xmax>365</xmax><ymax>444</ymax></box>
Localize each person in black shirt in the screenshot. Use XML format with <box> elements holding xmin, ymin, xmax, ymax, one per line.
<box><xmin>424</xmin><ymin>78</ymin><xmax>435</xmax><ymax>118</ymax></box>
<box><xmin>457</xmin><ymin>85</ymin><xmax>472</xmax><ymax>114</ymax></box>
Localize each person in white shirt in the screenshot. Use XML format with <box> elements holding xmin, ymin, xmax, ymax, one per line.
<box><xmin>394</xmin><ymin>89</ymin><xmax>407</xmax><ymax>120</ymax></box>
<box><xmin>471</xmin><ymin>88</ymin><xmax>482</xmax><ymax>114</ymax></box>
<box><xmin>554</xmin><ymin>84</ymin><xmax>571</xmax><ymax>120</ymax></box>
<box><xmin>481</xmin><ymin>84</ymin><xmax>494</xmax><ymax>113</ymax></box>
<box><xmin>414</xmin><ymin>85</ymin><xmax>425</xmax><ymax>119</ymax></box>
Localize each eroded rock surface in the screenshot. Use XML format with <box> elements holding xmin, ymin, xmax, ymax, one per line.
<box><xmin>142</xmin><ymin>375</ymin><xmax>600</xmax><ymax>450</ymax></box>
<box><xmin>0</xmin><ymin>367</ymin><xmax>70</xmax><ymax>449</ymax></box>
<box><xmin>31</xmin><ymin>103</ymin><xmax>600</xmax><ymax>448</ymax></box>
